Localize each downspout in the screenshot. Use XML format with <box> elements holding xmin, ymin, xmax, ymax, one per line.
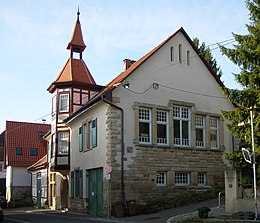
<box><xmin>101</xmin><ymin>95</ymin><xmax>125</xmax><ymax>207</ymax></box>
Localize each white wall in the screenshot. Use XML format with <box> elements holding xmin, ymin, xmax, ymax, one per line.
<box><xmin>112</xmin><ymin>31</ymin><xmax>234</xmax><ymax>164</ymax></box>
<box><xmin>12</xmin><ymin>167</ymin><xmax>31</xmax><ymax>187</ymax></box>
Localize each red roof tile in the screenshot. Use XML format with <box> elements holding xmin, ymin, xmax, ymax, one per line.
<box><xmin>67</xmin><ymin>16</ymin><xmax>86</xmax><ymax>52</ymax></box>
<box><xmin>4</xmin><ymin>121</ymin><xmax>51</xmax><ymax>167</ymax></box>
<box><xmin>47</xmin><ymin>58</ymin><xmax>96</xmax><ymax>93</ymax></box>
<box><xmin>27</xmin><ymin>154</ymin><xmax>47</xmax><ymax>171</ymax></box>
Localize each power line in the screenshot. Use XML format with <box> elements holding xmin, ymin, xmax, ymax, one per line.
<box><xmin>3</xmin><ymin>37</ymin><xmax>236</xmax><ymax>134</ymax></box>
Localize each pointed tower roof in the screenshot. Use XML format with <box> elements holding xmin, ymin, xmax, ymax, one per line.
<box><xmin>48</xmin><ymin>10</ymin><xmax>103</xmax><ymax>93</ymax></box>
<box><xmin>67</xmin><ymin>9</ymin><xmax>86</xmax><ymax>53</ymax></box>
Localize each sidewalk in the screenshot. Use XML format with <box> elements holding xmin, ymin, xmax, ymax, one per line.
<box><xmin>2</xmin><ymin>198</ymin><xmax>221</xmax><ymax>223</ymax></box>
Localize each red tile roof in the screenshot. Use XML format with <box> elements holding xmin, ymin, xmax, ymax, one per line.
<box><xmin>67</xmin><ymin>17</ymin><xmax>86</xmax><ymax>52</ymax></box>
<box><xmin>27</xmin><ymin>154</ymin><xmax>47</xmax><ymax>172</ymax></box>
<box><xmin>105</xmin><ymin>27</ymin><xmax>223</xmax><ymax>90</ymax></box>
<box><xmin>4</xmin><ymin>121</ymin><xmax>51</xmax><ymax>167</ymax></box>
<box><xmin>47</xmin><ymin>58</ymin><xmax>97</xmax><ymax>93</ymax></box>
<box><xmin>66</xmin><ymin>27</ymin><xmax>224</xmax><ymax>122</ymax></box>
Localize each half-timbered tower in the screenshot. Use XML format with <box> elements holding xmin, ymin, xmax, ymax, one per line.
<box><xmin>47</xmin><ymin>10</ymin><xmax>103</xmax><ymax>210</ymax></box>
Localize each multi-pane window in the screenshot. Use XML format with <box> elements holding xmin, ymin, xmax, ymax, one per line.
<box><xmin>198</xmin><ymin>172</ymin><xmax>207</xmax><ymax>186</ymax></box>
<box><xmin>30</xmin><ymin>148</ymin><xmax>38</xmax><ymax>156</ymax></box>
<box><xmin>139</xmin><ymin>108</ymin><xmax>151</xmax><ymax>144</ymax></box>
<box><xmin>195</xmin><ymin>115</ymin><xmax>205</xmax><ymax>148</ymax></box>
<box><xmin>156</xmin><ymin>172</ymin><xmax>167</xmax><ymax>186</ymax></box>
<box><xmin>175</xmin><ymin>172</ymin><xmax>190</xmax><ymax>186</ymax></box>
<box><xmin>157</xmin><ymin>110</ymin><xmax>169</xmax><ymax>145</ymax></box>
<box><xmin>80</xmin><ymin>118</ymin><xmax>97</xmax><ymax>151</ymax></box>
<box><xmin>58</xmin><ymin>132</ymin><xmax>69</xmax><ymax>154</ymax></box>
<box><xmin>59</xmin><ymin>94</ymin><xmax>69</xmax><ymax>112</ymax></box>
<box><xmin>173</xmin><ymin>106</ymin><xmax>190</xmax><ymax>146</ymax></box>
<box><xmin>210</xmin><ymin>117</ymin><xmax>219</xmax><ymax>149</ymax></box>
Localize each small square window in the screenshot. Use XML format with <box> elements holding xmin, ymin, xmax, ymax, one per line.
<box><xmin>156</xmin><ymin>172</ymin><xmax>167</xmax><ymax>186</ymax></box>
<box><xmin>16</xmin><ymin>147</ymin><xmax>22</xmax><ymax>156</ymax></box>
<box><xmin>38</xmin><ymin>132</ymin><xmax>46</xmax><ymax>140</ymax></box>
<box><xmin>198</xmin><ymin>172</ymin><xmax>207</xmax><ymax>186</ymax></box>
<box><xmin>30</xmin><ymin>148</ymin><xmax>38</xmax><ymax>156</ymax></box>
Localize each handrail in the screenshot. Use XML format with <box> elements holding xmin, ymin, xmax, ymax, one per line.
<box><xmin>218</xmin><ymin>191</ymin><xmax>225</xmax><ymax>208</ymax></box>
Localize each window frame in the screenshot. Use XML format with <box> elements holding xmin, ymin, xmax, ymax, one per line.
<box><xmin>138</xmin><ymin>108</ymin><xmax>152</xmax><ymax>144</ymax></box>
<box><xmin>79</xmin><ymin>126</ymin><xmax>83</xmax><ymax>152</ymax></box>
<box><xmin>198</xmin><ymin>172</ymin><xmax>207</xmax><ymax>186</ymax></box>
<box><xmin>90</xmin><ymin>118</ymin><xmax>97</xmax><ymax>148</ymax></box>
<box><xmin>59</xmin><ymin>93</ymin><xmax>69</xmax><ymax>112</ymax></box>
<box><xmin>195</xmin><ymin>115</ymin><xmax>205</xmax><ymax>148</ymax></box>
<box><xmin>16</xmin><ymin>147</ymin><xmax>22</xmax><ymax>156</ymax></box>
<box><xmin>30</xmin><ymin>148</ymin><xmax>38</xmax><ymax>156</ymax></box>
<box><xmin>156</xmin><ymin>171</ymin><xmax>167</xmax><ymax>186</ymax></box>
<box><xmin>175</xmin><ymin>172</ymin><xmax>190</xmax><ymax>186</ymax></box>
<box><xmin>209</xmin><ymin>117</ymin><xmax>219</xmax><ymax>149</ymax></box>
<box><xmin>156</xmin><ymin>110</ymin><xmax>169</xmax><ymax>145</ymax></box>
<box><xmin>57</xmin><ymin>131</ymin><xmax>69</xmax><ymax>155</ymax></box>
<box><xmin>173</xmin><ymin>106</ymin><xmax>191</xmax><ymax>147</ymax></box>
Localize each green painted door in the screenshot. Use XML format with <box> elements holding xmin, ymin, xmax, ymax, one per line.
<box><xmin>37</xmin><ymin>174</ymin><xmax>41</xmax><ymax>208</ymax></box>
<box><xmin>88</xmin><ymin>168</ymin><xmax>103</xmax><ymax>216</ymax></box>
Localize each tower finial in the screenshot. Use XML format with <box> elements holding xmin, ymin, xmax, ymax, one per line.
<box><xmin>77</xmin><ymin>6</ymin><xmax>80</xmax><ymax>22</ymax></box>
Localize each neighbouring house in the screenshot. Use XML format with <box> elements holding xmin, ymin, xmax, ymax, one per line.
<box><xmin>27</xmin><ymin>154</ymin><xmax>48</xmax><ymax>208</ymax></box>
<box><xmin>4</xmin><ymin>121</ymin><xmax>50</xmax><ymax>207</ymax></box>
<box><xmin>0</xmin><ymin>132</ymin><xmax>6</xmax><ymax>196</ymax></box>
<box><xmin>46</xmin><ymin>11</ymin><xmax>235</xmax><ymax>216</ymax></box>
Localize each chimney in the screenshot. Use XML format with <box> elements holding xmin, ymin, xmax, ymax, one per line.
<box><xmin>123</xmin><ymin>59</ymin><xmax>136</xmax><ymax>71</ymax></box>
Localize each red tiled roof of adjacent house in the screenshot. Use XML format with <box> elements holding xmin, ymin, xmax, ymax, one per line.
<box><xmin>67</xmin><ymin>12</ymin><xmax>86</xmax><ymax>52</ymax></box>
<box><xmin>27</xmin><ymin>154</ymin><xmax>47</xmax><ymax>172</ymax></box>
<box><xmin>4</xmin><ymin>121</ymin><xmax>51</xmax><ymax>167</ymax></box>
<box><xmin>47</xmin><ymin>58</ymin><xmax>97</xmax><ymax>93</ymax></box>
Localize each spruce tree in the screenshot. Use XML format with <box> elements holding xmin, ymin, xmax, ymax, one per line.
<box><xmin>193</xmin><ymin>38</ymin><xmax>223</xmax><ymax>78</ymax></box>
<box><xmin>220</xmin><ymin>0</ymin><xmax>260</xmax><ymax>176</ymax></box>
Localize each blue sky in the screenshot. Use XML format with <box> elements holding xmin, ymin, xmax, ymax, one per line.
<box><xmin>0</xmin><ymin>0</ymin><xmax>249</xmax><ymax>131</ymax></box>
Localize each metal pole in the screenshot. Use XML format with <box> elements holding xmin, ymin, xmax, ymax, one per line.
<box><xmin>250</xmin><ymin>109</ymin><xmax>258</xmax><ymax>220</ymax></box>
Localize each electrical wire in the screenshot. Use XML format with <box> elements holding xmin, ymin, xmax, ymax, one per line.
<box><xmin>3</xmin><ymin>37</ymin><xmax>236</xmax><ymax>134</ymax></box>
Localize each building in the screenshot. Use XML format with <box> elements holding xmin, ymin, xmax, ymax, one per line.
<box><xmin>4</xmin><ymin>121</ymin><xmax>50</xmax><ymax>207</ymax></box>
<box><xmin>27</xmin><ymin>154</ymin><xmax>48</xmax><ymax>208</ymax></box>
<box><xmin>46</xmin><ymin>10</ymin><xmax>103</xmax><ymax>210</ymax></box>
<box><xmin>0</xmin><ymin>132</ymin><xmax>6</xmax><ymax>196</ymax></box>
<box><xmin>46</xmin><ymin>11</ymin><xmax>235</xmax><ymax>216</ymax></box>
